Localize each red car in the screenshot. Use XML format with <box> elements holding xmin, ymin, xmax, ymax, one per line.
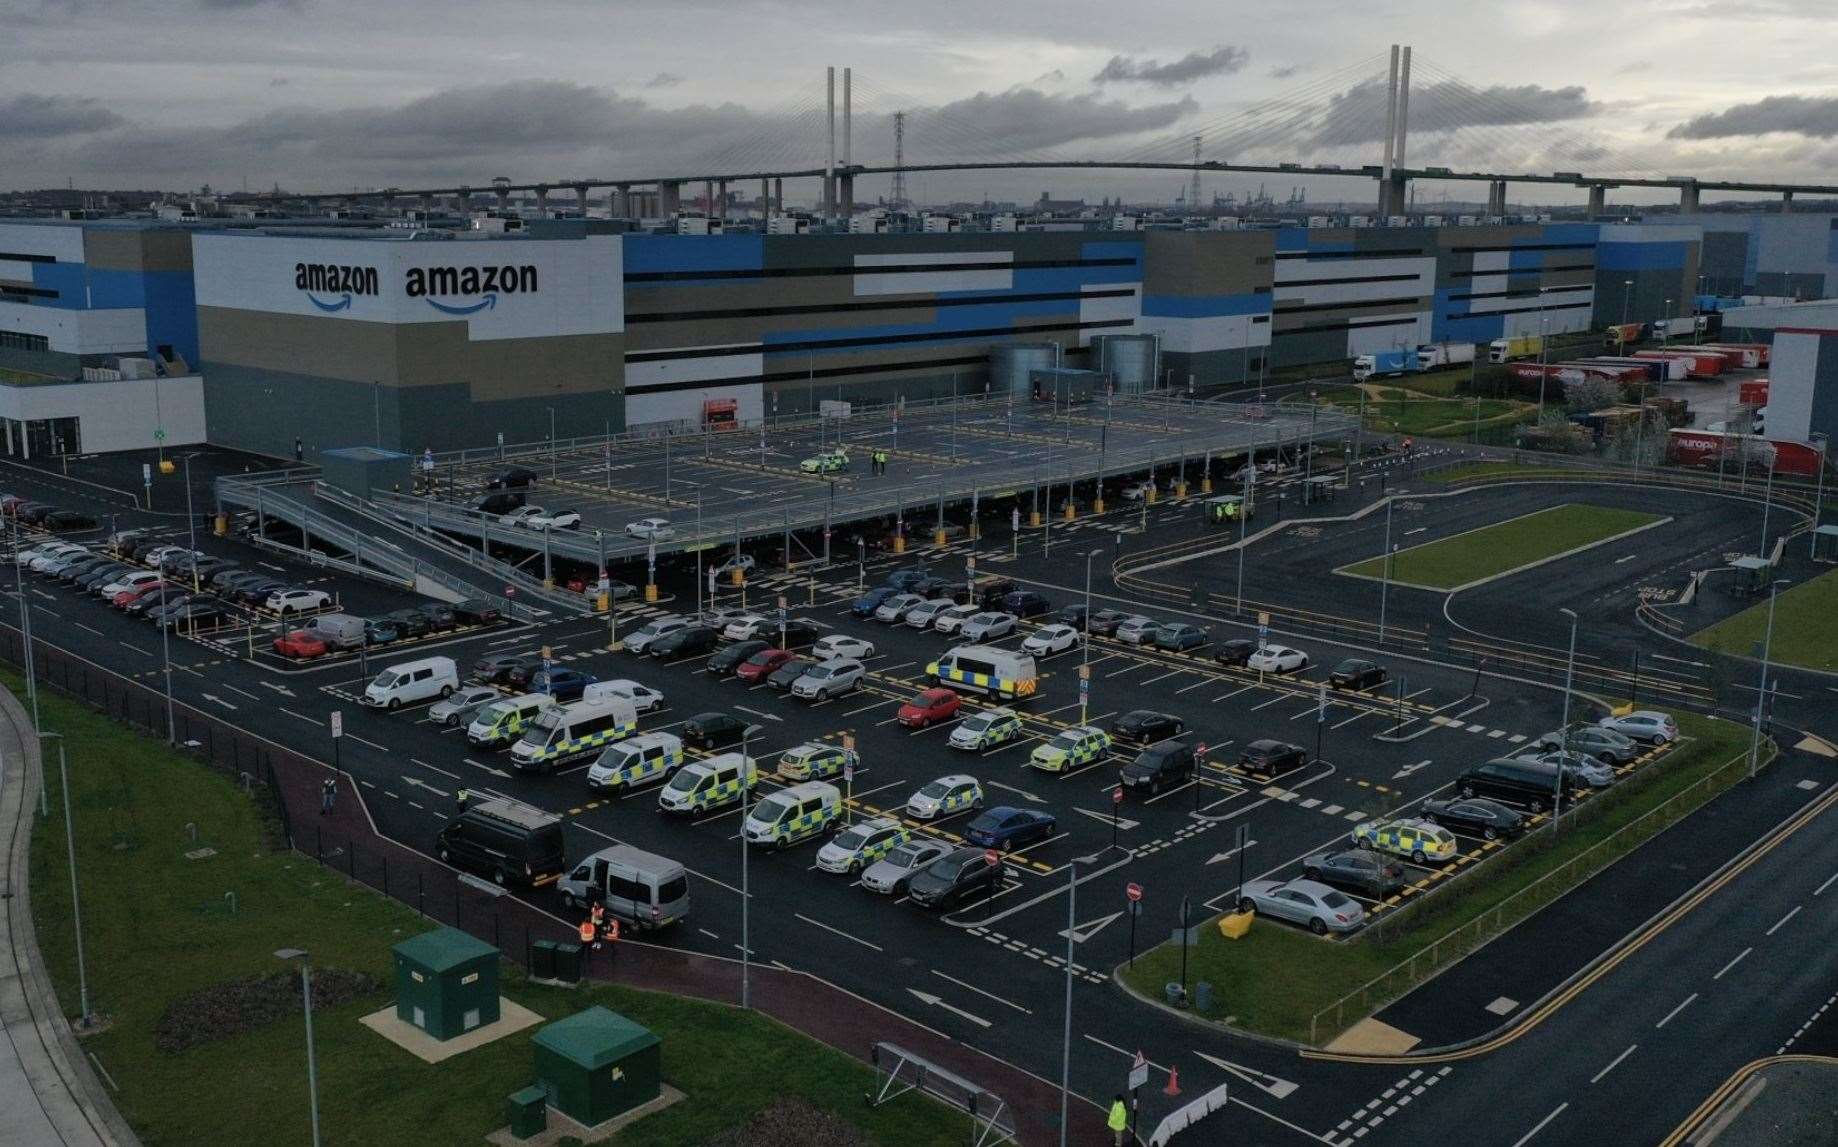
<box><xmin>0</xmin><ymin>494</ymin><xmax>24</xmax><ymax>517</ymax></box>
<box><xmin>274</xmin><ymin>629</ymin><xmax>329</xmax><ymax>660</ymax></box>
<box><xmin>736</xmin><ymin>647</ymin><xmax>795</xmax><ymax>683</ymax></box>
<box><xmin>898</xmin><ymin>687</ymin><xmax>962</xmax><ymax>729</ymax></box>
<box><xmin>114</xmin><ymin>581</ymin><xmax>177</xmax><ymax>609</ymax></box>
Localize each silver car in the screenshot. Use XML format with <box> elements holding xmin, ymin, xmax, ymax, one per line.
<box><xmin>428</xmin><ymin>684</ymin><xmax>501</xmax><ymax>727</ymax></box>
<box><xmin>874</xmin><ymin>593</ymin><xmax>927</xmax><ymax>623</ymax></box>
<box><xmin>1598</xmin><ymin>710</ymin><xmax>1678</xmax><ymax>745</ymax></box>
<box><xmin>1533</xmin><ymin>726</ymin><xmax>1637</xmax><ymax>763</ymax></box>
<box><xmin>1518</xmin><ymin>750</ymin><xmax>1615</xmax><ymax>788</ymax></box>
<box><xmin>790</xmin><ymin>657</ymin><xmax>865</xmax><ymax>701</ymax></box>
<box><xmin>861</xmin><ymin>838</ymin><xmax>953</xmax><ymax>895</ymax></box>
<box><xmin>959</xmin><ymin>612</ymin><xmax>1017</xmax><ymax>641</ymax></box>
<box><xmin>1113</xmin><ymin>616</ymin><xmax>1160</xmax><ymax>645</ymax></box>
<box><xmin>1236</xmin><ymin>877</ymin><xmax>1365</xmax><ymax>935</ymax></box>
<box><xmin>624</xmin><ymin>615</ymin><xmax>689</xmax><ymax>654</ymax></box>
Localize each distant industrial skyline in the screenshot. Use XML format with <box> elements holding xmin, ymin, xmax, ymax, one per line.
<box><xmin>5</xmin><ymin>0</ymin><xmax>1838</xmax><ymax>205</ymax></box>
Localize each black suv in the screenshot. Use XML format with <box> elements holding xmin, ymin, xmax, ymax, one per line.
<box><xmin>1214</xmin><ymin>638</ymin><xmax>1259</xmax><ymax>666</ymax></box>
<box><xmin>1119</xmin><ymin>740</ymin><xmax>1197</xmax><ymax>795</ymax></box>
<box><xmin>651</xmin><ymin>626</ymin><xmax>721</xmax><ymax>660</ymax></box>
<box><xmin>707</xmin><ymin>638</ymin><xmax>770</xmax><ymax>675</ymax></box>
<box><xmin>682</xmin><ymin>712</ymin><xmax>764</xmax><ymax>750</ymax></box>
<box><xmin>486</xmin><ymin>466</ymin><xmax>538</xmax><ymax>490</ymax></box>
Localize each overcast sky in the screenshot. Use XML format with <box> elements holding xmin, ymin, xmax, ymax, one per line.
<box><xmin>6</xmin><ymin>0</ymin><xmax>1838</xmax><ymax>208</ymax></box>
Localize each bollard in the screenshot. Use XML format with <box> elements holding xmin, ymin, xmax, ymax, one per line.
<box><xmin>893</xmin><ymin>534</ymin><xmax>906</xmax><ymax>554</ymax></box>
<box><xmin>933</xmin><ymin>528</ymin><xmax>948</xmax><ymax>547</ymax></box>
<box><xmin>1062</xmin><ymin>502</ymin><xmax>1076</xmax><ymax>521</ymax></box>
<box><xmin>644</xmin><ymin>584</ymin><xmax>658</xmax><ymax>602</ymax></box>
<box><xmin>1200</xmin><ymin>477</ymin><xmax>1213</xmax><ymax>494</ymax></box>
<box><xmin>1174</xmin><ymin>480</ymin><xmax>1187</xmax><ymax>498</ymax></box>
<box><xmin>1029</xmin><ymin>510</ymin><xmax>1042</xmax><ymax>528</ymax></box>
<box><xmin>596</xmin><ymin>592</ymin><xmax>609</xmax><ymax>612</ymax></box>
<box><xmin>1092</xmin><ymin>496</ymin><xmax>1106</xmax><ymax>514</ymax></box>
<box><xmin>1146</xmin><ymin>486</ymin><xmax>1159</xmax><ymax>504</ymax></box>
<box><xmin>730</xmin><ymin>568</ymin><xmax>744</xmax><ymax>587</ymax></box>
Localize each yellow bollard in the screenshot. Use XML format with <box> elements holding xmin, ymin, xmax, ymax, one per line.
<box><xmin>597</xmin><ymin>592</ymin><xmax>610</xmax><ymax>613</ymax></box>
<box><xmin>644</xmin><ymin>583</ymin><xmax>659</xmax><ymax>602</ymax></box>
<box><xmin>1201</xmin><ymin>477</ymin><xmax>1213</xmax><ymax>494</ymax></box>
<box><xmin>1174</xmin><ymin>480</ymin><xmax>1187</xmax><ymax>498</ymax></box>
<box><xmin>1062</xmin><ymin>502</ymin><xmax>1076</xmax><ymax>521</ymax></box>
<box><xmin>731</xmin><ymin>567</ymin><xmax>744</xmax><ymax>586</ymax></box>
<box><xmin>543</xmin><ymin>577</ymin><xmax>554</xmax><ymax>589</ymax></box>
<box><xmin>893</xmin><ymin>534</ymin><xmax>907</xmax><ymax>554</ymax></box>
<box><xmin>158</xmin><ymin>459</ymin><xmax>175</xmax><ymax>475</ymax></box>
<box><xmin>1092</xmin><ymin>497</ymin><xmax>1105</xmax><ymax>514</ymax></box>
<box><xmin>1145</xmin><ymin>487</ymin><xmax>1159</xmax><ymax>504</ymax></box>
<box><xmin>1029</xmin><ymin>510</ymin><xmax>1042</xmax><ymax>528</ymax></box>
<box><xmin>970</xmin><ymin>522</ymin><xmax>981</xmax><ymax>540</ymax></box>
<box><xmin>213</xmin><ymin>512</ymin><xmax>228</xmax><ymax>537</ymax></box>
<box><xmin>934</xmin><ymin>528</ymin><xmax>948</xmax><ymax>546</ymax></box>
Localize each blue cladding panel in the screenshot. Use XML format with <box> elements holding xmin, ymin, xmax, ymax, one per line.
<box><xmin>88</xmin><ymin>267</ymin><xmax>147</xmax><ymax>309</ymax></box>
<box><xmin>1508</xmin><ymin>248</ymin><xmax>1546</xmax><ymax>271</ymax></box>
<box><xmin>1597</xmin><ymin>241</ymin><xmax>1692</xmax><ymax>272</ymax></box>
<box><xmin>760</xmin><ymin>298</ymin><xmax>1083</xmax><ymax>355</ymax></box>
<box><xmin>1540</xmin><ymin>223</ymin><xmax>1600</xmax><ymax>246</ymax></box>
<box><xmin>1275</xmin><ymin>228</ymin><xmax>1309</xmax><ymax>252</ymax></box>
<box><xmin>30</xmin><ymin>262</ymin><xmax>88</xmax><ymax>309</ymax></box>
<box><xmin>623</xmin><ymin>235</ymin><xmax>764</xmax><ymax>275</ymax></box>
<box><xmin>143</xmin><ymin>270</ymin><xmax>198</xmax><ymax>362</ymax></box>
<box><xmin>1430</xmin><ymin>287</ymin><xmax>1505</xmax><ymax>344</ymax></box>
<box><xmin>1827</xmin><ymin>220</ymin><xmax>1838</xmax><ymax>263</ymax></box>
<box><xmin>1141</xmin><ymin>294</ymin><xmax>1271</xmax><ymax>318</ymax></box>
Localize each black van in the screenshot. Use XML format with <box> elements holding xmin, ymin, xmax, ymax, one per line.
<box><xmin>1119</xmin><ymin>739</ymin><xmax>1196</xmax><ymax>795</ymax></box>
<box><xmin>1455</xmin><ymin>758</ymin><xmax>1580</xmax><ymax>812</ymax></box>
<box><xmin>436</xmin><ymin>799</ymin><xmax>566</xmax><ymax>888</ymax></box>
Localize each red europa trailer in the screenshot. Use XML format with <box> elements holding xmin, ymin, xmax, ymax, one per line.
<box><xmin>1634</xmin><ymin>350</ymin><xmax>1728</xmax><ymax>379</ymax></box>
<box><xmin>1706</xmin><ymin>342</ymin><xmax>1771</xmax><ymax>367</ymax></box>
<box><xmin>1667</xmin><ymin>428</ymin><xmax>1823</xmax><ymax>477</ymax></box>
<box><xmin>1739</xmin><ymin>379</ymin><xmax>1770</xmax><ymax>407</ymax></box>
<box><xmin>1508</xmin><ymin>361</ymin><xmax>1649</xmax><ymax>386</ymax></box>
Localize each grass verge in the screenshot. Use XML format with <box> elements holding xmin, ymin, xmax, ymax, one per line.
<box><xmin>20</xmin><ymin>675</ymin><xmax>967</xmax><ymax>1146</ymax></box>
<box><xmin>1691</xmin><ymin>566</ymin><xmax>1838</xmax><ymax>674</ymax></box>
<box><xmin>1337</xmin><ymin>503</ymin><xmax>1663</xmax><ymax>589</ymax></box>
<box><xmin>1119</xmin><ymin>713</ymin><xmax>1752</xmax><ymax>1044</ymax></box>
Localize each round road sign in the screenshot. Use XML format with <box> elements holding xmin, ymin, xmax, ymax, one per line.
<box><xmin>1126</xmin><ymin>882</ymin><xmax>1143</xmax><ymax>903</ymax></box>
<box><xmin>1112</xmin><ymin>786</ymin><xmax>1124</xmax><ymax>805</ymax></box>
<box><xmin>984</xmin><ymin>849</ymin><xmax>1000</xmax><ymax>866</ymax></box>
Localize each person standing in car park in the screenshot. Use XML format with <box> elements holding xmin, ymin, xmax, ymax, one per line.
<box><xmin>320</xmin><ymin>774</ymin><xmax>336</xmax><ymax>814</ymax></box>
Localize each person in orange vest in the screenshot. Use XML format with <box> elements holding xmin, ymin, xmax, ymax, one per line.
<box><xmin>601</xmin><ymin>917</ymin><xmax>620</xmax><ymax>953</ymax></box>
<box><xmin>589</xmin><ymin>901</ymin><xmax>606</xmax><ymax>950</ymax></box>
<box><xmin>577</xmin><ymin>916</ymin><xmax>595</xmax><ymax>950</ymax></box>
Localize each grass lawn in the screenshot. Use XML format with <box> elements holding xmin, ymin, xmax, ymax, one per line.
<box><xmin>1692</xmin><ymin>566</ymin><xmax>1838</xmax><ymax>673</ymax></box>
<box><xmin>1337</xmin><ymin>503</ymin><xmax>1663</xmax><ymax>589</ymax></box>
<box><xmin>22</xmin><ymin>676</ymin><xmax>967</xmax><ymax>1147</ymax></box>
<box><xmin>1119</xmin><ymin>713</ymin><xmax>1750</xmax><ymax>1043</ymax></box>
<box><xmin>1317</xmin><ymin>385</ymin><xmax>1531</xmax><ymax>438</ymax></box>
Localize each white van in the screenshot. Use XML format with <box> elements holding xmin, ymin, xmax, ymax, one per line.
<box><xmin>742</xmin><ymin>781</ymin><xmax>842</xmax><ymax>848</ymax></box>
<box><xmin>557</xmin><ymin>844</ymin><xmax>690</xmax><ymax>929</ymax></box>
<box><xmin>586</xmin><ymin>732</ymin><xmax>684</xmax><ymax>791</ymax></box>
<box><xmin>658</xmin><ymin>752</ymin><xmax>756</xmax><ymax>815</ymax></box>
<box><xmin>926</xmin><ymin>645</ymin><xmax>1039</xmax><ymax>701</ymax></box>
<box><xmin>466</xmin><ymin>692</ymin><xmax>556</xmax><ymax>748</ymax></box>
<box><xmin>510</xmin><ymin>696</ymin><xmax>639</xmax><ymax>772</ymax></box>
<box><xmin>361</xmin><ymin>655</ymin><xmax>458</xmax><ymax>709</ymax></box>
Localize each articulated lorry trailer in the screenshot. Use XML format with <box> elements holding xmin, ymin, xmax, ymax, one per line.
<box><xmin>1488</xmin><ymin>334</ymin><xmax>1545</xmax><ymax>363</ymax></box>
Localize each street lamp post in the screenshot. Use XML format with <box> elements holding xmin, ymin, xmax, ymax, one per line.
<box><xmin>44</xmin><ymin>733</ymin><xmax>90</xmax><ymax>1027</ymax></box>
<box><xmin>740</xmin><ymin>729</ymin><xmax>753</xmax><ymax>1008</ymax></box>
<box><xmin>1813</xmin><ymin>435</ymin><xmax>1830</xmax><ymax>557</ymax></box>
<box><xmin>1235</xmin><ymin>460</ymin><xmax>1252</xmax><ymax>615</ymax></box>
<box><xmin>183</xmin><ymin>454</ymin><xmax>200</xmax><ymax>593</ymax></box>
<box><xmin>1377</xmin><ymin>496</ymin><xmax>1395</xmax><ymax>644</ymax></box>
<box><xmin>1759</xmin><ymin>455</ymin><xmax>1776</xmax><ymax>555</ymax></box>
<box><xmin>11</xmin><ymin>514</ymin><xmax>40</xmax><ymax>735</ymax></box>
<box><xmin>274</xmin><ymin>949</ymin><xmax>322</xmax><ymax>1147</ymax></box>
<box><xmin>1622</xmin><ymin>279</ymin><xmax>1633</xmax><ymax>327</ymax></box>
<box><xmin>547</xmin><ymin>406</ymin><xmax>557</xmax><ymax>480</ymax></box>
<box><xmin>1555</xmin><ymin>607</ymin><xmax>1578</xmax><ymax>829</ymax></box>
<box><xmin>1751</xmin><ymin>579</ymin><xmax>1788</xmax><ymax>781</ymax></box>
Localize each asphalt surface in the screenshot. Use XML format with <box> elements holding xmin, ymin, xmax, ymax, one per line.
<box><xmin>3</xmin><ymin>437</ymin><xmax>1835</xmax><ymax>1146</ymax></box>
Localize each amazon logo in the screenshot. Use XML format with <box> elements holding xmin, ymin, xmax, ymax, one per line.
<box><xmin>405</xmin><ymin>263</ymin><xmax>539</xmax><ymax>315</ymax></box>
<box><xmin>294</xmin><ymin>261</ymin><xmax>379</xmax><ymax>312</ymax></box>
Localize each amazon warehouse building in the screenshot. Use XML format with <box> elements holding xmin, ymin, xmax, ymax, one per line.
<box><xmin>0</xmin><ymin>216</ymin><xmax>1708</xmax><ymax>460</ymax></box>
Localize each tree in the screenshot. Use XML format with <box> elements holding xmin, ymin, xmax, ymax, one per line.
<box><xmin>1563</xmin><ymin>376</ymin><xmax>1620</xmax><ymax>414</ymax></box>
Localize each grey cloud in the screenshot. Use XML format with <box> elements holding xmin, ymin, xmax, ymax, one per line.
<box><xmin>900</xmin><ymin>88</ymin><xmax>1199</xmax><ymax>155</ymax></box>
<box><xmin>1269</xmin><ymin>64</ymin><xmax>1304</xmax><ymax>80</ymax></box>
<box><xmin>0</xmin><ymin>93</ymin><xmax>125</xmax><ymax>138</ymax></box>
<box><xmin>1093</xmin><ymin>46</ymin><xmax>1248</xmax><ymax>87</ymax></box>
<box><xmin>1668</xmin><ymin>95</ymin><xmax>1838</xmax><ymax>139</ymax></box>
<box><xmin>1616</xmin><ymin>60</ymin><xmax>1653</xmax><ymax>75</ymax></box>
<box><xmin>643</xmin><ymin>71</ymin><xmax>683</xmax><ymax>88</ymax></box>
<box><xmin>1307</xmin><ymin>77</ymin><xmax>1599</xmax><ymax>147</ymax></box>
<box><xmin>197</xmin><ymin>0</ymin><xmax>304</xmax><ymax>7</ymax></box>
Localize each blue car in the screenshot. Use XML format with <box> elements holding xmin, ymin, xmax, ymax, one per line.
<box><xmin>963</xmin><ymin>806</ymin><xmax>1057</xmax><ymax>850</ymax></box>
<box><xmin>528</xmin><ymin>668</ymin><xmax>597</xmax><ymax>703</ymax></box>
<box><xmin>851</xmin><ymin>586</ymin><xmax>900</xmax><ymax>618</ymax></box>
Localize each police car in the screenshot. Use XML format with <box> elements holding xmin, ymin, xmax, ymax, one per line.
<box><xmin>1029</xmin><ymin>726</ymin><xmax>1112</xmax><ymax>773</ymax></box>
<box><xmin>948</xmin><ymin>707</ymin><xmax>1024</xmax><ymax>750</ymax></box>
<box><xmin>799</xmin><ymin>448</ymin><xmax>850</xmax><ymax>474</ymax></box>
<box><xmin>1351</xmin><ymin>817</ymin><xmax>1460</xmax><ymax>865</ymax></box>
<box><xmin>779</xmin><ymin>741</ymin><xmax>859</xmax><ymax>782</ymax></box>
<box><xmin>906</xmin><ymin>774</ymin><xmax>983</xmax><ymax>820</ymax></box>
<box><xmin>815</xmin><ymin>816</ymin><xmax>912</xmax><ymax>874</ymax></box>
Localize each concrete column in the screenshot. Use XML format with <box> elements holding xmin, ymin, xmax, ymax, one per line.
<box><xmin>1487</xmin><ymin>180</ymin><xmax>1507</xmax><ymax>216</ymax></box>
<box><xmin>419</xmin><ymin>193</ymin><xmax>435</xmax><ymax>214</ymax></box>
<box><xmin>1679</xmin><ymin>182</ymin><xmax>1700</xmax><ymax>213</ymax></box>
<box><xmin>704</xmin><ymin>179</ymin><xmax>715</xmax><ymax>217</ymax></box>
<box><xmin>838</xmin><ymin>173</ymin><xmax>855</xmax><ymax>217</ymax></box>
<box><xmin>1782</xmin><ymin>190</ymin><xmax>1795</xmax><ymax>214</ymax></box>
<box><xmin>1586</xmin><ymin>183</ymin><xmax>1606</xmax><ymax>216</ymax></box>
<box><xmin>495</xmin><ymin>188</ymin><xmax>509</xmax><ymax>211</ymax></box>
<box><xmin>660</xmin><ymin>181</ymin><xmax>681</xmax><ymax>216</ymax></box>
<box><xmin>821</xmin><ymin>175</ymin><xmax>834</xmax><ymax>219</ymax></box>
<box><xmin>774</xmin><ymin>177</ymin><xmax>783</xmax><ymax>214</ymax></box>
<box><xmin>611</xmin><ymin>186</ymin><xmax>630</xmax><ymax>217</ymax></box>
<box><xmin>575</xmin><ymin>184</ymin><xmax>591</xmax><ymax>216</ymax></box>
<box><xmin>760</xmin><ymin>178</ymin><xmax>770</xmax><ymax>217</ymax></box>
<box><xmin>534</xmin><ymin>186</ymin><xmax>549</xmax><ymax>216</ymax></box>
<box><xmin>716</xmin><ymin>179</ymin><xmax>727</xmax><ymax>221</ymax></box>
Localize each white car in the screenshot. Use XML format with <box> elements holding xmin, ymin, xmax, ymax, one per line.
<box><xmin>948</xmin><ymin>707</ymin><xmax>1023</xmax><ymax>751</ymax></box>
<box><xmin>625</xmin><ymin>517</ymin><xmax>674</xmax><ymax>541</ymax></box>
<box><xmin>1021</xmin><ymin>624</ymin><xmax>1081</xmax><ymax>656</ymax></box>
<box><xmin>1121</xmin><ymin>480</ymin><xmax>1156</xmax><ymax>501</ymax></box>
<box><xmin>526</xmin><ymin>509</ymin><xmax>581</xmax><ymax>531</ymax></box>
<box><xmin>812</xmin><ymin>634</ymin><xmax>874</xmax><ymax>660</ymax></box>
<box><xmin>138</xmin><ymin>544</ymin><xmax>185</xmax><ymax>568</ymax></box>
<box><xmin>592</xmin><ymin>678</ymin><xmax>664</xmax><ymax>713</ymax></box>
<box><xmin>860</xmin><ymin>838</ymin><xmax>954</xmax><ymax>895</ymax></box>
<box><xmin>904</xmin><ymin>599</ymin><xmax>955</xmax><ymax>629</ymax></box>
<box><xmin>906</xmin><ymin>774</ymin><xmax>983</xmax><ymax>820</ymax></box>
<box><xmin>1246</xmin><ymin>643</ymin><xmax>1309</xmax><ymax>673</ymax></box>
<box><xmin>790</xmin><ymin>657</ymin><xmax>865</xmax><ymax>700</ymax></box>
<box><xmin>721</xmin><ymin>614</ymin><xmax>770</xmax><ymax>641</ymax></box>
<box><xmin>1114</xmin><ymin>616</ymin><xmax>1161</xmax><ymax>645</ymax></box>
<box><xmin>815</xmin><ymin>817</ymin><xmax>911</xmax><ymax>875</ymax></box>
<box><xmin>30</xmin><ymin>546</ymin><xmax>88</xmax><ymax>574</ymax></box>
<box><xmin>499</xmin><ymin>506</ymin><xmax>547</xmax><ymax>527</ymax></box>
<box><xmin>14</xmin><ymin>543</ymin><xmax>73</xmax><ymax>568</ymax></box>
<box><xmin>874</xmin><ymin>593</ymin><xmax>927</xmax><ymax>623</ymax></box>
<box><xmin>624</xmin><ymin>615</ymin><xmax>690</xmax><ymax>654</ymax></box>
<box><xmin>931</xmin><ymin>604</ymin><xmax>981</xmax><ymax>634</ymax></box>
<box><xmin>267</xmin><ymin>588</ymin><xmax>332</xmax><ymax>614</ymax></box>
<box><xmin>1598</xmin><ymin>710</ymin><xmax>1678</xmax><ymax>745</ymax></box>
<box><xmin>959</xmin><ymin>612</ymin><xmax>1017</xmax><ymax>641</ymax></box>
<box><xmin>714</xmin><ymin>554</ymin><xmax>757</xmax><ymax>576</ymax></box>
<box><xmin>100</xmin><ymin>570</ymin><xmax>162</xmax><ymax>597</ymax></box>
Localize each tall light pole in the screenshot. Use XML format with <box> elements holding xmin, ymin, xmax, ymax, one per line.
<box><xmin>1234</xmin><ymin>460</ymin><xmax>1252</xmax><ymax>614</ymax></box>
<box><xmin>1081</xmin><ymin>549</ymin><xmax>1102</xmax><ymax>724</ymax></box>
<box><xmin>274</xmin><ymin>949</ymin><xmax>322</xmax><ymax>1147</ymax></box>
<box><xmin>1750</xmin><ymin>580</ymin><xmax>1788</xmax><ymax>781</ymax></box>
<box><xmin>1377</xmin><ymin>495</ymin><xmax>1395</xmax><ymax>644</ymax></box>
<box><xmin>44</xmin><ymin>732</ymin><xmax>89</xmax><ymax>1027</ymax></box>
<box><xmin>1812</xmin><ymin>435</ymin><xmax>1829</xmax><ymax>557</ymax></box>
<box><xmin>1661</xmin><ymin>298</ymin><xmax>1672</xmax><ymax>345</ymax></box>
<box><xmin>159</xmin><ymin>576</ymin><xmax>175</xmax><ymax>744</ymax></box>
<box><xmin>1759</xmin><ymin>454</ymin><xmax>1776</xmax><ymax>556</ymax></box>
<box><xmin>182</xmin><ymin>453</ymin><xmax>200</xmax><ymax>593</ymax></box>
<box><xmin>1554</xmin><ymin>607</ymin><xmax>1578</xmax><ymax>830</ymax></box>
<box><xmin>547</xmin><ymin>406</ymin><xmax>557</xmax><ymax>480</ymax></box>
<box><xmin>12</xmin><ymin>514</ymin><xmax>40</xmax><ymax>735</ymax></box>
<box><xmin>740</xmin><ymin>728</ymin><xmax>753</xmax><ymax>1009</ymax></box>
<box><xmin>1058</xmin><ymin>857</ymin><xmax>1083</xmax><ymax>1147</ymax></box>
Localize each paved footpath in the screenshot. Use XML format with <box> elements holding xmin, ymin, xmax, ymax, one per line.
<box><xmin>0</xmin><ymin>689</ymin><xmax>137</xmax><ymax>1146</ymax></box>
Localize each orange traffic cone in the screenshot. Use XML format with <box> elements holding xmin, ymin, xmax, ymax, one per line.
<box><xmin>1163</xmin><ymin>1066</ymin><xmax>1181</xmax><ymax>1097</ymax></box>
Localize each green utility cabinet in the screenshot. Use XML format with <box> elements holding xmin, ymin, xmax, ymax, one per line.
<box><xmin>533</xmin><ymin>1007</ymin><xmax>661</xmax><ymax>1126</ymax></box>
<box><xmin>392</xmin><ymin>927</ymin><xmax>500</xmax><ymax>1041</ymax></box>
<box><xmin>507</xmin><ymin>1087</ymin><xmax>548</xmax><ymax>1139</ymax></box>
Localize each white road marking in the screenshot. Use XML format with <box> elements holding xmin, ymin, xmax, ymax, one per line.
<box><xmin>1816</xmin><ymin>871</ymin><xmax>1838</xmax><ymax>897</ymax></box>
<box><xmin>1590</xmin><ymin>1044</ymin><xmax>1637</xmax><ymax>1084</ymax></box>
<box><xmin>1655</xmin><ymin>993</ymin><xmax>1698</xmax><ymax>1029</ymax></box>
<box><xmin>278</xmin><ymin>707</ymin><xmax>324</xmax><ymax>726</ymax></box>
<box><xmin>931</xmin><ymin>969</ymin><xmax>1031</xmax><ymax>1014</ymax></box>
<box><xmin>1510</xmin><ymin>1103</ymin><xmax>1568</xmax><ymax>1147</ymax></box>
<box><xmin>1766</xmin><ymin>905</ymin><xmax>1802</xmax><ymax>936</ymax></box>
<box><xmin>793</xmin><ymin>913</ymin><xmax>882</xmax><ymax>951</ymax></box>
<box><xmin>1714</xmin><ymin>948</ymin><xmax>1751</xmax><ymax>980</ymax></box>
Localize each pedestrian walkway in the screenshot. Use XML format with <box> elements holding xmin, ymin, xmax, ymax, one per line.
<box><xmin>0</xmin><ymin>690</ymin><xmax>138</xmax><ymax>1146</ymax></box>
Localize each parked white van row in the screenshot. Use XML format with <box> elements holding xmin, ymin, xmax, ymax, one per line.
<box><xmin>361</xmin><ymin>656</ymin><xmax>459</xmax><ymax>709</ymax></box>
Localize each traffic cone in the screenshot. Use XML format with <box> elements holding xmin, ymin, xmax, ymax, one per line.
<box><xmin>1163</xmin><ymin>1066</ymin><xmax>1180</xmax><ymax>1097</ymax></box>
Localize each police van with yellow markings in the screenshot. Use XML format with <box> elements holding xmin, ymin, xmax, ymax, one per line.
<box><xmin>927</xmin><ymin>645</ymin><xmax>1038</xmax><ymax>702</ymax></box>
<box><xmin>815</xmin><ymin>816</ymin><xmax>912</xmax><ymax>874</ymax></box>
<box><xmin>510</xmin><ymin>696</ymin><xmax>639</xmax><ymax>773</ymax></box>
<box><xmin>658</xmin><ymin>752</ymin><xmax>757</xmax><ymax>815</ymax></box>
<box><xmin>742</xmin><ymin>781</ymin><xmax>842</xmax><ymax>848</ymax></box>
<box><xmin>1028</xmin><ymin>725</ymin><xmax>1112</xmax><ymax>773</ymax></box>
<box><xmin>466</xmin><ymin>692</ymin><xmax>557</xmax><ymax>749</ymax></box>
<box><xmin>585</xmin><ymin>731</ymin><xmax>685</xmax><ymax>792</ymax></box>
